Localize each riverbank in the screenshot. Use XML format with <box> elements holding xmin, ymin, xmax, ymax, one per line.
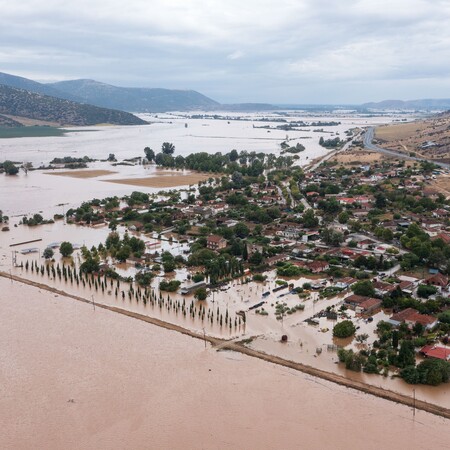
<box><xmin>2</xmin><ymin>271</ymin><xmax>448</xmax><ymax>420</ymax></box>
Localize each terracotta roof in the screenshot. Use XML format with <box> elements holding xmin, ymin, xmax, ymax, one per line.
<box><xmin>207</xmin><ymin>235</ymin><xmax>226</xmax><ymax>243</ymax></box>
<box><xmin>420</xmin><ymin>345</ymin><xmax>450</xmax><ymax>361</ymax></box>
<box><xmin>390</xmin><ymin>308</ymin><xmax>437</xmax><ymax>326</ymax></box>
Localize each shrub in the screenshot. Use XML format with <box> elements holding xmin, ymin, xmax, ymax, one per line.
<box><xmin>159</xmin><ymin>280</ymin><xmax>181</xmax><ymax>292</ymax></box>
<box><xmin>333</xmin><ymin>320</ymin><xmax>356</xmax><ymax>338</ymax></box>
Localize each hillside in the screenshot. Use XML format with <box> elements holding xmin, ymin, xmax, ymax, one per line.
<box><xmin>0</xmin><ymin>72</ymin><xmax>81</xmax><ymax>102</ymax></box>
<box><xmin>374</xmin><ymin>112</ymin><xmax>450</xmax><ymax>162</ymax></box>
<box><xmin>48</xmin><ymin>79</ymin><xmax>220</xmax><ymax>112</ymax></box>
<box><xmin>362</xmin><ymin>99</ymin><xmax>450</xmax><ymax>111</ymax></box>
<box><xmin>0</xmin><ymin>84</ymin><xmax>147</xmax><ymax>126</ymax></box>
<box><xmin>0</xmin><ymin>114</ymin><xmax>23</xmax><ymax>127</ymax></box>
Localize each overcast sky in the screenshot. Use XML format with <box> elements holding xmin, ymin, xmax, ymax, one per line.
<box><xmin>1</xmin><ymin>0</ymin><xmax>450</xmax><ymax>104</ymax></box>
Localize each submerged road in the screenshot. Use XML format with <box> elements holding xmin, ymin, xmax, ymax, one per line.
<box><xmin>363</xmin><ymin>127</ymin><xmax>450</xmax><ymax>170</ymax></box>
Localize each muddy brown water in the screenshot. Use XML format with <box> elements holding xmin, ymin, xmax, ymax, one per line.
<box><xmin>0</xmin><ymin>278</ymin><xmax>449</xmax><ymax>450</ymax></box>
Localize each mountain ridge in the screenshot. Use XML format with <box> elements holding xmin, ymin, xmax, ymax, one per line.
<box><xmin>362</xmin><ymin>98</ymin><xmax>450</xmax><ymax>110</ymax></box>
<box><xmin>48</xmin><ymin>78</ymin><xmax>220</xmax><ymax>112</ymax></box>
<box><xmin>0</xmin><ymin>84</ymin><xmax>147</xmax><ymax>126</ymax></box>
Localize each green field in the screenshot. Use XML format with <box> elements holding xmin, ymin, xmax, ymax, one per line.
<box><xmin>0</xmin><ymin>126</ymin><xmax>67</xmax><ymax>139</ymax></box>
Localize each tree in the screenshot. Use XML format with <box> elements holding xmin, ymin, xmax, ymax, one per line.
<box><xmin>163</xmin><ymin>259</ymin><xmax>176</xmax><ymax>273</ymax></box>
<box><xmin>248</xmin><ymin>250</ymin><xmax>263</xmax><ymax>265</ymax></box>
<box><xmin>194</xmin><ymin>287</ymin><xmax>208</xmax><ymax>300</ymax></box>
<box><xmin>338</xmin><ymin>211</ymin><xmax>349</xmax><ymax>224</ymax></box>
<box><xmin>375</xmin><ymin>193</ymin><xmax>387</xmax><ymax>209</ymax></box>
<box><xmin>59</xmin><ymin>241</ymin><xmax>74</xmax><ymax>258</ymax></box>
<box><xmin>107</xmin><ymin>153</ymin><xmax>116</xmax><ymax>162</ymax></box>
<box><xmin>382</xmin><ymin>228</ymin><xmax>393</xmax><ymax>242</ymax></box>
<box><xmin>352</xmin><ymin>280</ymin><xmax>375</xmax><ymax>297</ymax></box>
<box><xmin>43</xmin><ymin>247</ymin><xmax>54</xmax><ymax>259</ymax></box>
<box><xmin>355</xmin><ymin>333</ymin><xmax>369</xmax><ymax>343</ymax></box>
<box><xmin>229</xmin><ymin>149</ymin><xmax>239</xmax><ymax>161</ymax></box>
<box><xmin>397</xmin><ymin>340</ymin><xmax>415</xmax><ymax>368</ymax></box>
<box><xmin>321</xmin><ymin>228</ymin><xmax>344</xmax><ymax>246</ymax></box>
<box><xmin>417</xmin><ymin>284</ymin><xmax>437</xmax><ymax>298</ymax></box>
<box><xmin>333</xmin><ymin>320</ymin><xmax>356</xmax><ymax>338</ymax></box>
<box><xmin>234</xmin><ymin>222</ymin><xmax>249</xmax><ymax>238</ymax></box>
<box><xmin>392</xmin><ymin>330</ymin><xmax>399</xmax><ymax>349</ymax></box>
<box><xmin>302</xmin><ymin>209</ymin><xmax>319</xmax><ymax>228</ymax></box>
<box><xmin>162</xmin><ymin>142</ymin><xmax>175</xmax><ymax>155</ymax></box>
<box><xmin>144</xmin><ymin>147</ymin><xmax>155</xmax><ymax>161</ymax></box>
<box><xmin>3</xmin><ymin>160</ymin><xmax>19</xmax><ymax>175</ymax></box>
<box><xmin>116</xmin><ymin>245</ymin><xmax>131</xmax><ymax>262</ymax></box>
<box><xmin>231</xmin><ymin>171</ymin><xmax>243</xmax><ymax>186</ymax></box>
<box><xmin>242</xmin><ymin>244</ymin><xmax>248</xmax><ymax>261</ymax></box>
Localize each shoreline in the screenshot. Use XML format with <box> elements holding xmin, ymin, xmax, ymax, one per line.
<box><xmin>2</xmin><ymin>270</ymin><xmax>449</xmax><ymax>421</ymax></box>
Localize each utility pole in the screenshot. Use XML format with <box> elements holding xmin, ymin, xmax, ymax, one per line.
<box><xmin>413</xmin><ymin>389</ymin><xmax>416</xmax><ymax>418</ymax></box>
<box><xmin>91</xmin><ymin>294</ymin><xmax>95</xmax><ymax>311</ymax></box>
<box><xmin>202</xmin><ymin>327</ymin><xmax>207</xmax><ymax>349</ymax></box>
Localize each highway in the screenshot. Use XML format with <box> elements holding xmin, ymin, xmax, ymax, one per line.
<box><xmin>363</xmin><ymin>127</ymin><xmax>450</xmax><ymax>170</ymax></box>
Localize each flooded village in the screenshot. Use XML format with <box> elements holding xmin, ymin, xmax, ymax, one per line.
<box><xmin>1</xmin><ymin>112</ymin><xmax>450</xmax><ymax>448</ymax></box>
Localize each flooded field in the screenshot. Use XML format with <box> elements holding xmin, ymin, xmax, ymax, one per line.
<box><xmin>1</xmin><ymin>277</ymin><xmax>449</xmax><ymax>450</ymax></box>
<box><xmin>0</xmin><ymin>112</ymin><xmax>396</xmax><ymax>166</ymax></box>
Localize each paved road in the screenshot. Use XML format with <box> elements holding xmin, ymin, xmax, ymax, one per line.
<box><xmin>363</xmin><ymin>127</ymin><xmax>450</xmax><ymax>170</ymax></box>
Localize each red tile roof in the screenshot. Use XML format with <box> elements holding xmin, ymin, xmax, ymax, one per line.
<box><xmin>420</xmin><ymin>345</ymin><xmax>450</xmax><ymax>361</ymax></box>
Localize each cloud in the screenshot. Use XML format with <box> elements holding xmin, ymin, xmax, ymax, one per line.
<box><xmin>0</xmin><ymin>0</ymin><xmax>449</xmax><ymax>103</ymax></box>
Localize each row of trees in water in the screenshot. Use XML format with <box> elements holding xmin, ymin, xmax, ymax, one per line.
<box><xmin>24</xmin><ymin>259</ymin><xmax>244</xmax><ymax>331</ymax></box>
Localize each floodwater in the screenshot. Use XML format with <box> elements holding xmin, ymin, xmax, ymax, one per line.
<box><xmin>0</xmin><ymin>277</ymin><xmax>448</xmax><ymax>450</ymax></box>
<box><xmin>0</xmin><ymin>112</ymin><xmax>397</xmax><ymax>166</ymax></box>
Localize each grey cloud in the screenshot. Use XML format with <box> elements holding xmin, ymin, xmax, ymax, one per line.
<box><xmin>0</xmin><ymin>0</ymin><xmax>450</xmax><ymax>103</ymax></box>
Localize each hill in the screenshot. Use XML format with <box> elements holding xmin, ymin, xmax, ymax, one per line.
<box><xmin>0</xmin><ymin>72</ymin><xmax>82</xmax><ymax>102</ymax></box>
<box><xmin>0</xmin><ymin>84</ymin><xmax>147</xmax><ymax>126</ymax></box>
<box><xmin>48</xmin><ymin>79</ymin><xmax>220</xmax><ymax>112</ymax></box>
<box><xmin>374</xmin><ymin>111</ymin><xmax>450</xmax><ymax>163</ymax></box>
<box><xmin>362</xmin><ymin>99</ymin><xmax>450</xmax><ymax>111</ymax></box>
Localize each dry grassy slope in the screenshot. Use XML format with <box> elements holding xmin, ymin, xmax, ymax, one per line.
<box><xmin>375</xmin><ymin>113</ymin><xmax>450</xmax><ymax>162</ymax></box>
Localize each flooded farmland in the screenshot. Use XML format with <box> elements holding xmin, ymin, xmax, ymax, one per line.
<box><xmin>0</xmin><ymin>278</ymin><xmax>449</xmax><ymax>450</ymax></box>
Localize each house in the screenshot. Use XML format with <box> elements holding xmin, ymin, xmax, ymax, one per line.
<box><xmin>334</xmin><ymin>277</ymin><xmax>357</xmax><ymax>289</ymax></box>
<box><xmin>308</xmin><ymin>260</ymin><xmax>330</xmax><ymax>273</ymax></box>
<box><xmin>180</xmin><ymin>281</ymin><xmax>207</xmax><ymax>295</ymax></box>
<box><xmin>373</xmin><ymin>281</ymin><xmax>396</xmax><ymax>297</ymax></box>
<box><xmin>357</xmin><ymin>239</ymin><xmax>377</xmax><ymax>250</ymax></box>
<box><xmin>344</xmin><ymin>294</ymin><xmax>382</xmax><ymax>314</ymax></box>
<box><xmin>126</xmin><ymin>255</ymin><xmax>145</xmax><ymax>266</ymax></box>
<box><xmin>389</xmin><ymin>308</ymin><xmax>438</xmax><ymax>330</ymax></box>
<box><xmin>207</xmin><ymin>235</ymin><xmax>227</xmax><ymax>251</ymax></box>
<box><xmin>398</xmin><ymin>280</ymin><xmax>415</xmax><ymax>295</ymax></box>
<box><xmin>266</xmin><ymin>254</ymin><xmax>290</xmax><ymax>266</ymax></box>
<box><xmin>424</xmin><ymin>272</ymin><xmax>448</xmax><ymax>291</ymax></box>
<box><xmin>432</xmin><ymin>233</ymin><xmax>450</xmax><ymax>245</ymax></box>
<box><xmin>420</xmin><ymin>345</ymin><xmax>450</xmax><ymax>361</ymax></box>
<box><xmin>301</xmin><ymin>230</ymin><xmax>320</xmax><ymax>242</ymax></box>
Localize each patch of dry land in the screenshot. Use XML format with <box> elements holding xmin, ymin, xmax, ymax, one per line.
<box><xmin>329</xmin><ymin>148</ymin><xmax>389</xmax><ymax>165</ymax></box>
<box><xmin>45</xmin><ymin>169</ymin><xmax>117</xmax><ymax>179</ymax></box>
<box><xmin>375</xmin><ymin>113</ymin><xmax>450</xmax><ymax>162</ymax></box>
<box><xmin>429</xmin><ymin>173</ymin><xmax>450</xmax><ymax>196</ymax></box>
<box><xmin>104</xmin><ymin>171</ymin><xmax>213</xmax><ymax>188</ymax></box>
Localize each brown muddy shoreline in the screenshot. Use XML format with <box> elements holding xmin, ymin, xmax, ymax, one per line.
<box><xmin>2</xmin><ymin>271</ymin><xmax>449</xmax><ymax>421</ymax></box>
